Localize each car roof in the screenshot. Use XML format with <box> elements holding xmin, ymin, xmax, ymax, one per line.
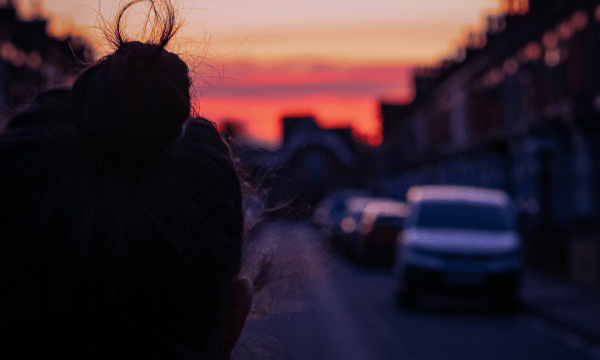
<box><xmin>346</xmin><ymin>197</ymin><xmax>410</xmax><ymax>217</ymax></box>
<box><xmin>345</xmin><ymin>196</ymin><xmax>380</xmax><ymax>213</ymax></box>
<box><xmin>406</xmin><ymin>185</ymin><xmax>509</xmax><ymax>206</ymax></box>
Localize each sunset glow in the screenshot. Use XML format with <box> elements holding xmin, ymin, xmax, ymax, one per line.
<box><xmin>198</xmin><ymin>94</ymin><xmax>387</xmax><ymax>145</ymax></box>
<box><xmin>17</xmin><ymin>0</ymin><xmax>503</xmax><ymax>145</ymax></box>
<box><xmin>192</xmin><ymin>60</ymin><xmax>412</xmax><ymax>145</ymax></box>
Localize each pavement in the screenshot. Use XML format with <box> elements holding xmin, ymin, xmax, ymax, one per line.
<box><xmin>521</xmin><ymin>270</ymin><xmax>600</xmax><ymax>344</ymax></box>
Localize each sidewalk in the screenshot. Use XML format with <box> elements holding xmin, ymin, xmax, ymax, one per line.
<box><xmin>521</xmin><ymin>270</ymin><xmax>600</xmax><ymax>344</ymax></box>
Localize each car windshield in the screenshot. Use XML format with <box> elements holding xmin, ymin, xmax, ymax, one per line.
<box><xmin>374</xmin><ymin>216</ymin><xmax>404</xmax><ymax>228</ymax></box>
<box><xmin>416</xmin><ymin>201</ymin><xmax>513</xmax><ymax>231</ymax></box>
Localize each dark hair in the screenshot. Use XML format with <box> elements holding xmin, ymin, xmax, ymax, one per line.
<box><xmin>0</xmin><ymin>1</ymin><xmax>245</xmax><ymax>359</ymax></box>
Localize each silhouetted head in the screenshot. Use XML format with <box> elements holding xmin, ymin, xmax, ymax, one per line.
<box><xmin>0</xmin><ymin>1</ymin><xmax>252</xmax><ymax>359</ymax></box>
<box><xmin>71</xmin><ymin>0</ymin><xmax>191</xmax><ymax>175</ymax></box>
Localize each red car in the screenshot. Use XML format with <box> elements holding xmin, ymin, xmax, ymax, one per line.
<box><xmin>346</xmin><ymin>199</ymin><xmax>410</xmax><ymax>264</ymax></box>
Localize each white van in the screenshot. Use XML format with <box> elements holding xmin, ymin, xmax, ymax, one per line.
<box><xmin>394</xmin><ymin>185</ymin><xmax>522</xmax><ymax>309</ymax></box>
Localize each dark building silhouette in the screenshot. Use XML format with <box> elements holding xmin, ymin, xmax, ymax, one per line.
<box><xmin>267</xmin><ymin>116</ymin><xmax>360</xmax><ymax>214</ymax></box>
<box><xmin>0</xmin><ymin>0</ymin><xmax>93</xmax><ymax>124</ymax></box>
<box><xmin>219</xmin><ymin>114</ymin><xmax>384</xmax><ymax>220</ymax></box>
<box><xmin>380</xmin><ymin>0</ymin><xmax>600</xmax><ymax>286</ymax></box>
<box><xmin>236</xmin><ymin>115</ymin><xmax>383</xmax><ymax>219</ymax></box>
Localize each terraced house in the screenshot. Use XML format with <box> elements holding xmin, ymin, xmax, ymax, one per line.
<box><xmin>380</xmin><ymin>0</ymin><xmax>600</xmax><ymax>287</ymax></box>
<box><xmin>0</xmin><ymin>0</ymin><xmax>93</xmax><ymax>124</ymax></box>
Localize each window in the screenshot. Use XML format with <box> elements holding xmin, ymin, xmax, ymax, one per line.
<box><xmin>416</xmin><ymin>201</ymin><xmax>513</xmax><ymax>231</ymax></box>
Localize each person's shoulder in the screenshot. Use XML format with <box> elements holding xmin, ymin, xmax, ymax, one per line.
<box><xmin>6</xmin><ymin>87</ymin><xmax>72</xmax><ymax>130</ymax></box>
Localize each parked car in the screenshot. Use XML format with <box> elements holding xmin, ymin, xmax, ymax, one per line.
<box><xmin>394</xmin><ymin>185</ymin><xmax>522</xmax><ymax>309</ymax></box>
<box><xmin>334</xmin><ymin>196</ymin><xmax>379</xmax><ymax>254</ymax></box>
<box><xmin>346</xmin><ymin>198</ymin><xmax>409</xmax><ymax>264</ymax></box>
<box><xmin>313</xmin><ymin>190</ymin><xmax>367</xmax><ymax>248</ymax></box>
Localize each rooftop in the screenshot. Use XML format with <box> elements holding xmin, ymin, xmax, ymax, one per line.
<box><xmin>406</xmin><ymin>185</ymin><xmax>509</xmax><ymax>206</ymax></box>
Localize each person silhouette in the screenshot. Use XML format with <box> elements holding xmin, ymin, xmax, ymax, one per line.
<box><xmin>0</xmin><ymin>1</ymin><xmax>254</xmax><ymax>359</ymax></box>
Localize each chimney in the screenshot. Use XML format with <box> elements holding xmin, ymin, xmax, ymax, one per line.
<box><xmin>503</xmin><ymin>0</ymin><xmax>529</xmax><ymax>15</ymax></box>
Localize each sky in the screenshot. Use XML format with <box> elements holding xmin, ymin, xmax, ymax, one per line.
<box><xmin>17</xmin><ymin>0</ymin><xmax>503</xmax><ymax>146</ymax></box>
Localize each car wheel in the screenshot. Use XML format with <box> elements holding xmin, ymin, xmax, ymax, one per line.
<box><xmin>397</xmin><ymin>278</ymin><xmax>417</xmax><ymax>309</ymax></box>
<box><xmin>339</xmin><ymin>237</ymin><xmax>351</xmax><ymax>258</ymax></box>
<box><xmin>497</xmin><ymin>294</ymin><xmax>519</xmax><ymax>312</ymax></box>
<box><xmin>327</xmin><ymin>234</ymin><xmax>338</xmax><ymax>253</ymax></box>
<box><xmin>496</xmin><ymin>281</ymin><xmax>520</xmax><ymax>312</ymax></box>
<box><xmin>398</xmin><ymin>289</ymin><xmax>417</xmax><ymax>309</ymax></box>
<box><xmin>352</xmin><ymin>237</ymin><xmax>366</xmax><ymax>263</ymax></box>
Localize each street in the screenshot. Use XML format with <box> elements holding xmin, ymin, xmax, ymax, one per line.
<box><xmin>238</xmin><ymin>222</ymin><xmax>600</xmax><ymax>360</ymax></box>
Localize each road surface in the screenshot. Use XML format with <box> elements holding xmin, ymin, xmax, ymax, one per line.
<box><xmin>238</xmin><ymin>221</ymin><xmax>599</xmax><ymax>360</ymax></box>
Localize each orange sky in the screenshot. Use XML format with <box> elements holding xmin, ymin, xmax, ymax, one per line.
<box><xmin>16</xmin><ymin>0</ymin><xmax>503</xmax><ymax>145</ymax></box>
<box><xmin>193</xmin><ymin>60</ymin><xmax>412</xmax><ymax>145</ymax></box>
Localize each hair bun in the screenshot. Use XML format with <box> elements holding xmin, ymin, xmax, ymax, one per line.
<box><xmin>70</xmin><ymin>1</ymin><xmax>190</xmax><ymax>173</ymax></box>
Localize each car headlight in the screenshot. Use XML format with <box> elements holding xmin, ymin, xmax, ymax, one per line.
<box><xmin>341</xmin><ymin>217</ymin><xmax>357</xmax><ymax>233</ymax></box>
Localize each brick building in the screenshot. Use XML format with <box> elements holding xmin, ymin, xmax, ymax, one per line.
<box><xmin>0</xmin><ymin>1</ymin><xmax>93</xmax><ymax>122</ymax></box>
<box><xmin>380</xmin><ymin>0</ymin><xmax>600</xmax><ymax>285</ymax></box>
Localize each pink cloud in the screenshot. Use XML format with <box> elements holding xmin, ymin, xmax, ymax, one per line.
<box><xmin>191</xmin><ymin>60</ymin><xmax>413</xmax><ymax>146</ymax></box>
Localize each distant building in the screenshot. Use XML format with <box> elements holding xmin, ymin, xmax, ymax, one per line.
<box><xmin>234</xmin><ymin>115</ymin><xmax>382</xmax><ymax>219</ymax></box>
<box><xmin>380</xmin><ymin>0</ymin><xmax>600</xmax><ymax>282</ymax></box>
<box><xmin>0</xmin><ymin>1</ymin><xmax>93</xmax><ymax>123</ymax></box>
<box><xmin>220</xmin><ymin>114</ymin><xmax>383</xmax><ymax>219</ymax></box>
<box><xmin>266</xmin><ymin>116</ymin><xmax>360</xmax><ymax>212</ymax></box>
